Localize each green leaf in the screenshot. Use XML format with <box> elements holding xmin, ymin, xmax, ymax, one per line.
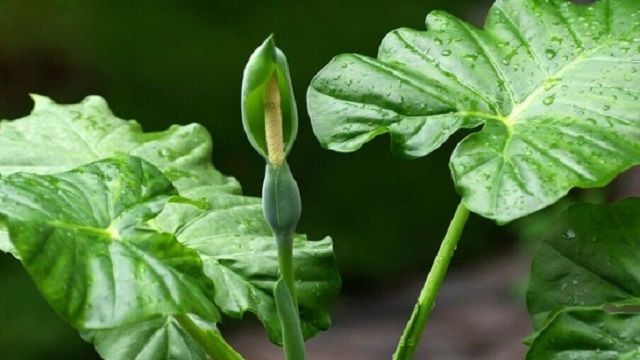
<box><xmin>307</xmin><ymin>0</ymin><xmax>640</xmax><ymax>223</ymax></box>
<box><xmin>0</xmin><ymin>94</ymin><xmax>237</xmax><ymax>192</ymax></box>
<box><xmin>0</xmin><ymin>156</ymin><xmax>219</xmax><ymax>329</ymax></box>
<box><xmin>526</xmin><ymin>199</ymin><xmax>640</xmax><ymax>358</ymax></box>
<box><xmin>527</xmin><ymin>199</ymin><xmax>640</xmax><ymax>331</ymax></box>
<box><xmin>81</xmin><ymin>315</ymin><xmax>211</xmax><ymax>360</ymax></box>
<box><xmin>526</xmin><ymin>309</ymin><xmax>640</xmax><ymax>360</ymax></box>
<box><xmin>155</xmin><ymin>185</ymin><xmax>340</xmax><ymax>345</ymax></box>
<box><xmin>0</xmin><ymin>94</ymin><xmax>239</xmax><ymax>251</ymax></box>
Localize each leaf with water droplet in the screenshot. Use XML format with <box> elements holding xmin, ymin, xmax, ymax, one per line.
<box><xmin>82</xmin><ymin>314</ymin><xmax>226</xmax><ymax>360</ymax></box>
<box><xmin>0</xmin><ymin>156</ymin><xmax>220</xmax><ymax>329</ymax></box>
<box><xmin>527</xmin><ymin>309</ymin><xmax>640</xmax><ymax>359</ymax></box>
<box><xmin>307</xmin><ymin>0</ymin><xmax>640</xmax><ymax>223</ymax></box>
<box><xmin>155</xmin><ymin>182</ymin><xmax>341</xmax><ymax>345</ymax></box>
<box><xmin>527</xmin><ymin>199</ymin><xmax>640</xmax><ymax>356</ymax></box>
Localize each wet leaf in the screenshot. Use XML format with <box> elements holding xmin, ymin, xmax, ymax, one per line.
<box><xmin>307</xmin><ymin>0</ymin><xmax>640</xmax><ymax>222</ymax></box>
<box><xmin>0</xmin><ymin>94</ymin><xmax>237</xmax><ymax>192</ymax></box>
<box><xmin>0</xmin><ymin>156</ymin><xmax>219</xmax><ymax>329</ymax></box>
<box><xmin>81</xmin><ymin>315</ymin><xmax>225</xmax><ymax>360</ymax></box>
<box><xmin>527</xmin><ymin>309</ymin><xmax>640</xmax><ymax>360</ymax></box>
<box><xmin>527</xmin><ymin>199</ymin><xmax>640</xmax><ymax>330</ymax></box>
<box><xmin>526</xmin><ymin>199</ymin><xmax>640</xmax><ymax>358</ymax></box>
<box><xmin>154</xmin><ymin>183</ymin><xmax>340</xmax><ymax>345</ymax></box>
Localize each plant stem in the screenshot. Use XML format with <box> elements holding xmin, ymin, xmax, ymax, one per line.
<box><xmin>175</xmin><ymin>314</ymin><xmax>245</xmax><ymax>360</ymax></box>
<box><xmin>275</xmin><ymin>233</ymin><xmax>306</xmax><ymax>360</ymax></box>
<box><xmin>277</xmin><ymin>233</ymin><xmax>298</xmax><ymax>309</ymax></box>
<box><xmin>393</xmin><ymin>200</ymin><xmax>470</xmax><ymax>360</ymax></box>
<box><xmin>275</xmin><ymin>278</ymin><xmax>307</xmax><ymax>360</ymax></box>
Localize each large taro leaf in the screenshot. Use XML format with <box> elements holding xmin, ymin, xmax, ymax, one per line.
<box><xmin>0</xmin><ymin>95</ymin><xmax>340</xmax><ymax>346</ymax></box>
<box><xmin>0</xmin><ymin>156</ymin><xmax>219</xmax><ymax>329</ymax></box>
<box><xmin>0</xmin><ymin>94</ymin><xmax>239</xmax><ymax>255</ymax></box>
<box><xmin>307</xmin><ymin>0</ymin><xmax>640</xmax><ymax>223</ymax></box>
<box><xmin>154</xmin><ymin>184</ymin><xmax>341</xmax><ymax>345</ymax></box>
<box><xmin>0</xmin><ymin>94</ymin><xmax>238</xmax><ymax>192</ymax></box>
<box><xmin>526</xmin><ymin>199</ymin><xmax>640</xmax><ymax>358</ymax></box>
<box><xmin>526</xmin><ymin>309</ymin><xmax>640</xmax><ymax>360</ymax></box>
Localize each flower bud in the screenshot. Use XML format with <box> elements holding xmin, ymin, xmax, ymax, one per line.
<box><xmin>241</xmin><ymin>35</ymin><xmax>298</xmax><ymax>167</ymax></box>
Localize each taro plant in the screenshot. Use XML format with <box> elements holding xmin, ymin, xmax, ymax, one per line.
<box><xmin>0</xmin><ymin>93</ymin><xmax>340</xmax><ymax>359</ymax></box>
<box><xmin>3</xmin><ymin>0</ymin><xmax>640</xmax><ymax>358</ymax></box>
<box><xmin>306</xmin><ymin>0</ymin><xmax>640</xmax><ymax>358</ymax></box>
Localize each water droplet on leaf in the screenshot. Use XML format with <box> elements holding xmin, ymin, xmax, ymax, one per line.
<box><xmin>543</xmin><ymin>95</ymin><xmax>555</xmax><ymax>105</ymax></box>
<box><xmin>562</xmin><ymin>229</ymin><xmax>575</xmax><ymax>240</ymax></box>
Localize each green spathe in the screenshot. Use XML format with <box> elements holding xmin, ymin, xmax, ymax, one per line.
<box><xmin>241</xmin><ymin>35</ymin><xmax>298</xmax><ymax>161</ymax></box>
<box><xmin>307</xmin><ymin>0</ymin><xmax>640</xmax><ymax>223</ymax></box>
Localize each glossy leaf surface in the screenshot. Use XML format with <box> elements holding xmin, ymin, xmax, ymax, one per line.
<box><xmin>155</xmin><ymin>183</ymin><xmax>340</xmax><ymax>345</ymax></box>
<box><xmin>527</xmin><ymin>309</ymin><xmax>640</xmax><ymax>360</ymax></box>
<box><xmin>307</xmin><ymin>0</ymin><xmax>640</xmax><ymax>222</ymax></box>
<box><xmin>526</xmin><ymin>199</ymin><xmax>640</xmax><ymax>358</ymax></box>
<box><xmin>527</xmin><ymin>199</ymin><xmax>640</xmax><ymax>329</ymax></box>
<box><xmin>82</xmin><ymin>315</ymin><xmax>212</xmax><ymax>360</ymax></box>
<box><xmin>0</xmin><ymin>94</ymin><xmax>236</xmax><ymax>192</ymax></box>
<box><xmin>0</xmin><ymin>156</ymin><xmax>219</xmax><ymax>329</ymax></box>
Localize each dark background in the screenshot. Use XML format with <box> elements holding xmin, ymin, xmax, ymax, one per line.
<box><xmin>0</xmin><ymin>1</ymin><xmax>561</xmax><ymax>358</ymax></box>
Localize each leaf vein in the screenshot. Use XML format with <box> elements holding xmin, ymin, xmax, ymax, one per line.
<box><xmin>353</xmin><ymin>54</ymin><xmax>458</xmax><ymax>109</ymax></box>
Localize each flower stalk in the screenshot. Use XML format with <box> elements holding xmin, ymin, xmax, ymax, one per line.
<box><xmin>242</xmin><ymin>35</ymin><xmax>306</xmax><ymax>360</ymax></box>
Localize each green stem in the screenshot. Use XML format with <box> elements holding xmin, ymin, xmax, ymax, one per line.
<box><xmin>275</xmin><ymin>278</ymin><xmax>307</xmax><ymax>360</ymax></box>
<box><xmin>275</xmin><ymin>233</ymin><xmax>306</xmax><ymax>360</ymax></box>
<box><xmin>277</xmin><ymin>233</ymin><xmax>298</xmax><ymax>309</ymax></box>
<box><xmin>393</xmin><ymin>200</ymin><xmax>470</xmax><ymax>360</ymax></box>
<box><xmin>175</xmin><ymin>314</ymin><xmax>244</xmax><ymax>360</ymax></box>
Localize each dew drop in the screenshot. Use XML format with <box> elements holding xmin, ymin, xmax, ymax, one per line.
<box><xmin>545</xmin><ymin>49</ymin><xmax>557</xmax><ymax>59</ymax></box>
<box><xmin>441</xmin><ymin>49</ymin><xmax>452</xmax><ymax>56</ymax></box>
<box><xmin>562</xmin><ymin>229</ymin><xmax>576</xmax><ymax>240</ymax></box>
<box><xmin>543</xmin><ymin>95</ymin><xmax>555</xmax><ymax>105</ymax></box>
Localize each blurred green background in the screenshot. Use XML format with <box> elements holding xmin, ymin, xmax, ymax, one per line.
<box><xmin>0</xmin><ymin>1</ymin><xmax>521</xmax><ymax>358</ymax></box>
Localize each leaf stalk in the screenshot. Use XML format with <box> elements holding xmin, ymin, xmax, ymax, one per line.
<box><xmin>393</xmin><ymin>200</ymin><xmax>470</xmax><ymax>360</ymax></box>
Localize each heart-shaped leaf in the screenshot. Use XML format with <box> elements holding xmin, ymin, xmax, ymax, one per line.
<box><xmin>526</xmin><ymin>309</ymin><xmax>640</xmax><ymax>360</ymax></box>
<box><xmin>307</xmin><ymin>0</ymin><xmax>640</xmax><ymax>223</ymax></box>
<box><xmin>0</xmin><ymin>156</ymin><xmax>219</xmax><ymax>329</ymax></box>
